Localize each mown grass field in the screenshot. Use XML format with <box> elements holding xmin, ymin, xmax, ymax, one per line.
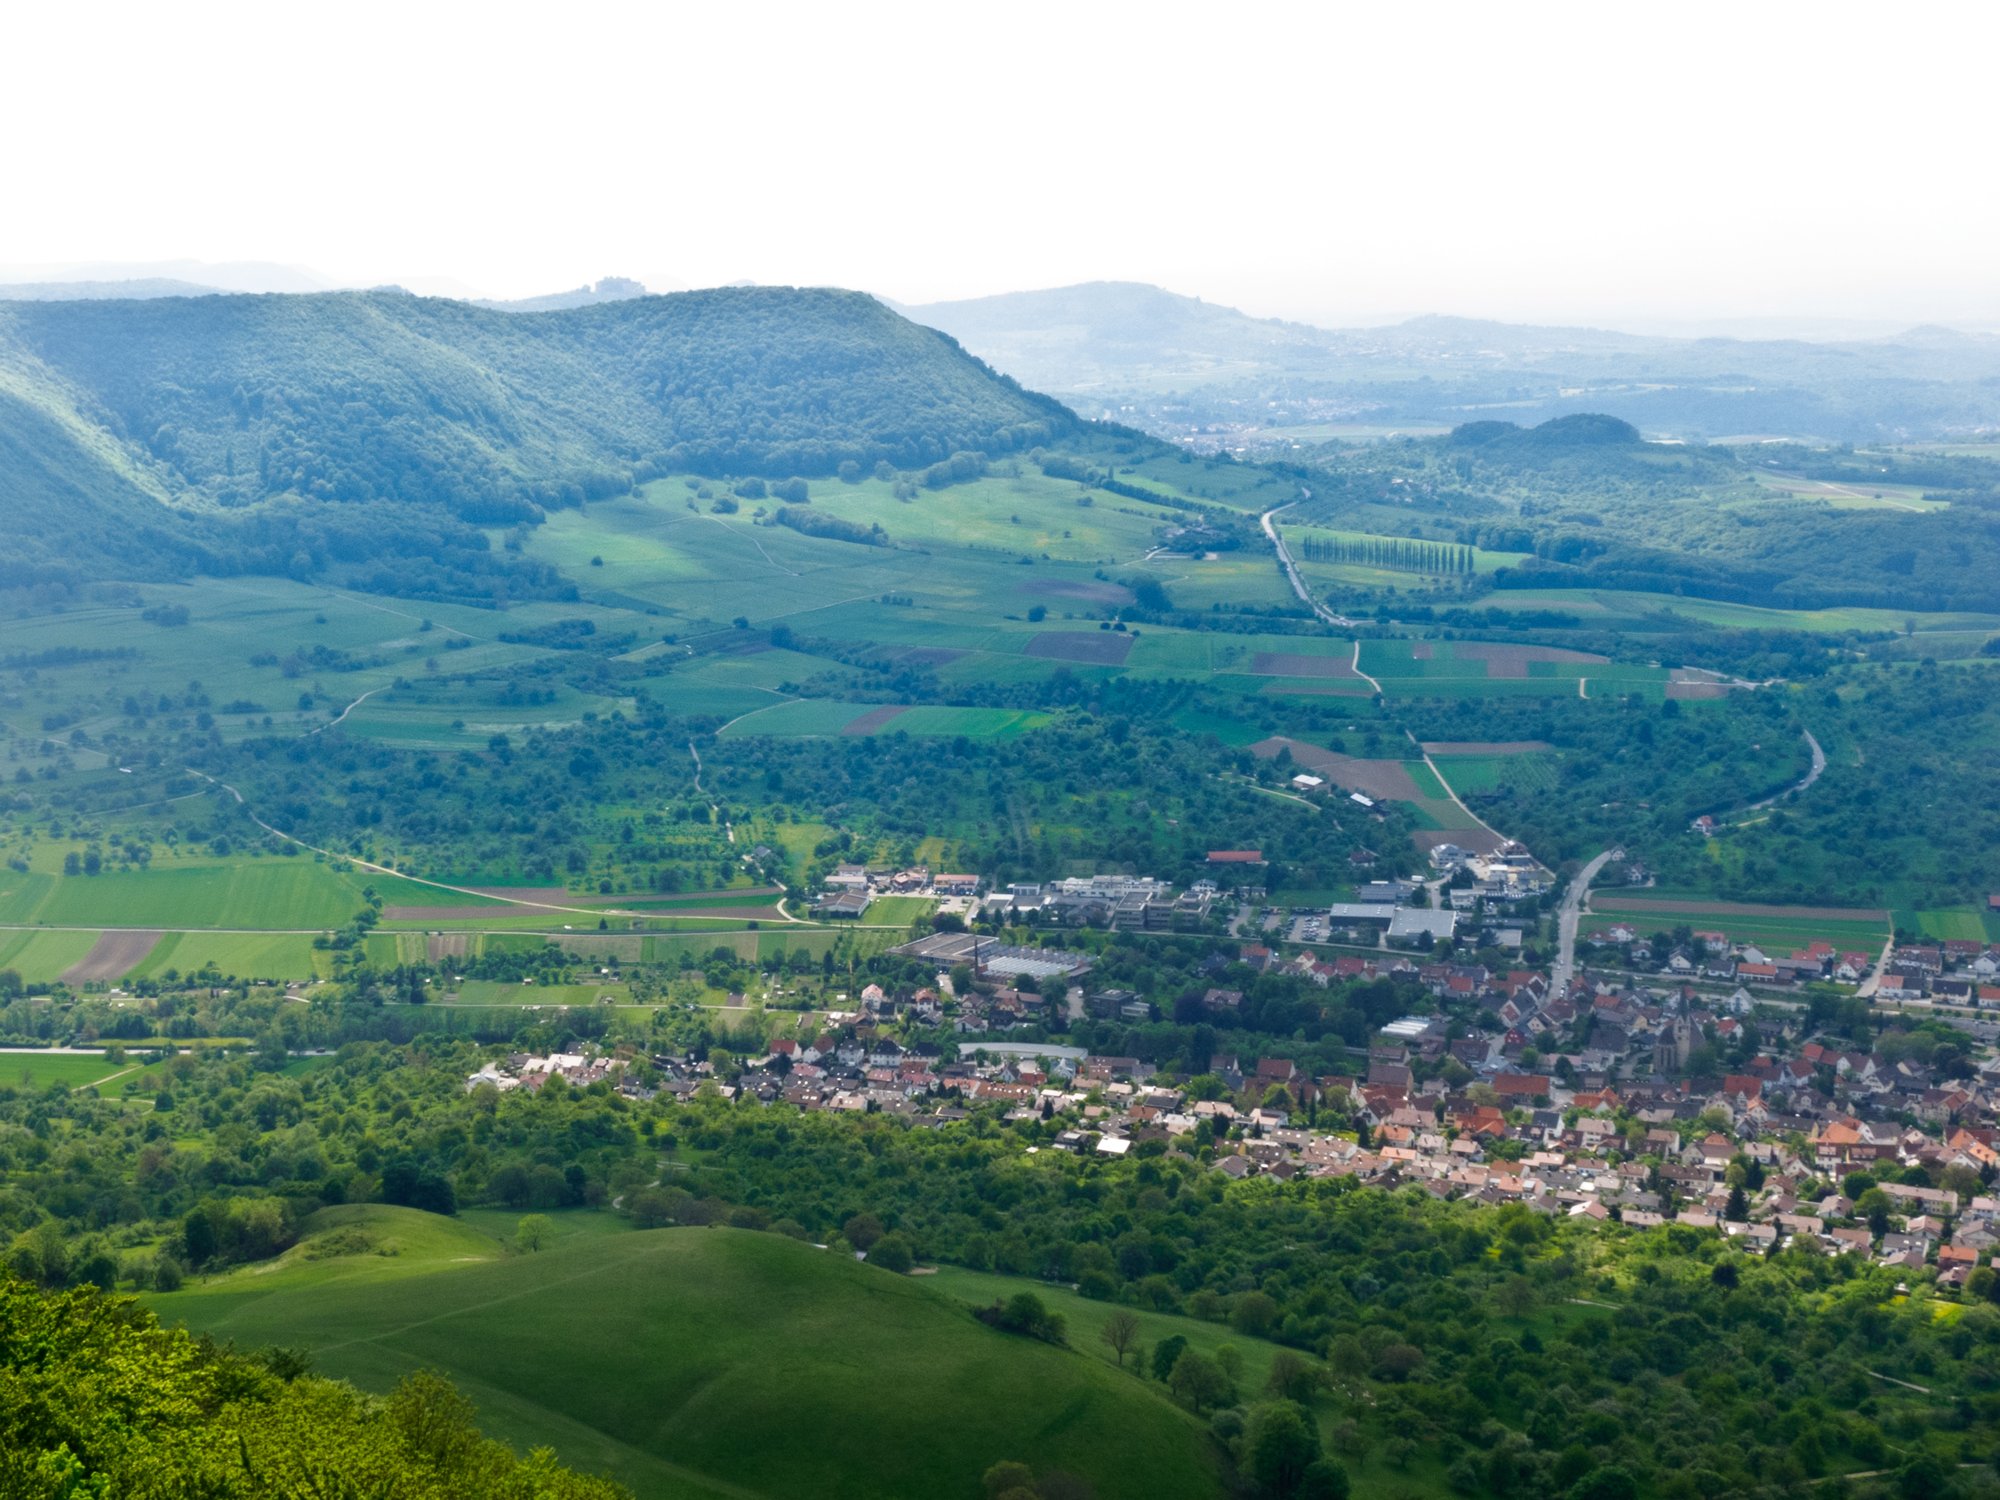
<box><xmin>150</xmin><ymin>1215</ymin><xmax>1223</xmax><ymax>1500</ymax></box>
<box><xmin>0</xmin><ymin>1050</ymin><xmax>149</xmax><ymax>1090</ymax></box>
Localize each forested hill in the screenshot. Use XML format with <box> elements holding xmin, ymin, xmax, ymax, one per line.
<box><xmin>0</xmin><ymin>286</ymin><xmax>1073</xmax><ymax>512</ymax></box>
<box><xmin>0</xmin><ymin>286</ymin><xmax>1077</xmax><ymax>591</ymax></box>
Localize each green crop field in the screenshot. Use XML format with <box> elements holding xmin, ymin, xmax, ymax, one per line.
<box><xmin>126</xmin><ymin>931</ymin><xmax>326</xmax><ymax>982</ymax></box>
<box><xmin>1901</xmin><ymin>907</ymin><xmax>1996</xmax><ymax>943</ymax></box>
<box><xmin>0</xmin><ymin>855</ymin><xmax>367</xmax><ymax>930</ymax></box>
<box><xmin>151</xmin><ymin>1214</ymin><xmax>1221</xmax><ymax>1500</ymax></box>
<box><xmin>0</xmin><ymin>929</ymin><xmax>104</xmax><ymax>984</ymax></box>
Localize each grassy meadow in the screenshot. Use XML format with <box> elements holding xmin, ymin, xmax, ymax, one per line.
<box><xmin>150</xmin><ymin>1213</ymin><xmax>1224</xmax><ymax>1500</ymax></box>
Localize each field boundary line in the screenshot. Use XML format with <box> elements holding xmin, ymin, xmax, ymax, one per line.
<box><xmin>185</xmin><ymin>770</ymin><xmax>784</xmax><ymax>926</ymax></box>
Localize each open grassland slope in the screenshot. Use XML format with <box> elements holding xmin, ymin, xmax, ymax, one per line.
<box><xmin>152</xmin><ymin>1214</ymin><xmax>1224</xmax><ymax>1500</ymax></box>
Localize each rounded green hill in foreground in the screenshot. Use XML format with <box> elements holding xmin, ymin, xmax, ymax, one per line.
<box><xmin>151</xmin><ymin>1213</ymin><xmax>1223</xmax><ymax>1500</ymax></box>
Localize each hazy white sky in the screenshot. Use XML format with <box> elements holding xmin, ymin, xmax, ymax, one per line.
<box><xmin>7</xmin><ymin>0</ymin><xmax>1997</xmax><ymax>329</ymax></box>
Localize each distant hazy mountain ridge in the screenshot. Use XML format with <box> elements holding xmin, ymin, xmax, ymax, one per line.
<box><xmin>903</xmin><ymin>281</ymin><xmax>2000</xmax><ymax>442</ymax></box>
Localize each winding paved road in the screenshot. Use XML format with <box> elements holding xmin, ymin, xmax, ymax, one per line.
<box><xmin>1738</xmin><ymin>729</ymin><xmax>1826</xmax><ymax>817</ymax></box>
<box><xmin>1551</xmin><ymin>849</ymin><xmax>1615</xmax><ymax>993</ymax></box>
<box><xmin>1260</xmin><ymin>495</ymin><xmax>1359</xmax><ymax>629</ymax></box>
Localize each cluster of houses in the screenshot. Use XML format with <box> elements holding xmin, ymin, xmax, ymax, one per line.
<box><xmin>1871</xmin><ymin>940</ymin><xmax>2000</xmax><ymax>1007</ymax></box>
<box><xmin>467</xmin><ymin>998</ymin><xmax>2000</xmax><ymax>1284</ymax></box>
<box><xmin>1589</xmin><ymin>927</ymin><xmax>1880</xmax><ymax>988</ymax></box>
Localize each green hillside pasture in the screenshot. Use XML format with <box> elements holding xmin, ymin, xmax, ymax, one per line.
<box><xmin>157</xmin><ymin>1205</ymin><xmax>508</xmax><ymax>1302</ymax></box>
<box><xmin>916</xmin><ymin>1265</ymin><xmax>1451</xmax><ymax>1490</ymax></box>
<box><xmin>0</xmin><ymin>856</ymin><xmax>366</xmax><ymax>930</ymax></box>
<box><xmin>0</xmin><ymin>578</ymin><xmax>544</xmax><ymax>757</ymax></box>
<box><xmin>1117</xmin><ymin>449</ymin><xmax>1300</xmax><ymax>512</ymax></box>
<box><xmin>0</xmin><ymin>929</ymin><xmax>102</xmax><ymax>984</ymax></box>
<box><xmin>151</xmin><ymin>1224</ymin><xmax>1222</xmax><ymax>1500</ymax></box>
<box><xmin>771</xmin><ymin>470</ymin><xmax>1185</xmax><ymax>563</ymax></box>
<box><xmin>923</xmin><ymin>1266</ymin><xmax>1295</xmax><ymax>1397</ymax></box>
<box><xmin>126</xmin><ymin>931</ymin><xmax>324</xmax><ymax>982</ymax></box>
<box><xmin>529</xmin><ymin>495</ymin><xmax>928</xmax><ymax>631</ymax></box>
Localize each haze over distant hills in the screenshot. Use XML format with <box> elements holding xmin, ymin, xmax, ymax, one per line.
<box><xmin>0</xmin><ymin>259</ymin><xmax>338</xmax><ymax>295</ymax></box>
<box><xmin>901</xmin><ymin>281</ymin><xmax>2000</xmax><ymax>445</ymax></box>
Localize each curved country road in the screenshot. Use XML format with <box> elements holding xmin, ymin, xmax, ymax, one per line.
<box><xmin>1261</xmin><ymin>495</ymin><xmax>1359</xmax><ymax>629</ymax></box>
<box><xmin>1738</xmin><ymin>729</ymin><xmax>1826</xmax><ymax>816</ymax></box>
<box><xmin>1551</xmin><ymin>849</ymin><xmax>1615</xmax><ymax>993</ymax></box>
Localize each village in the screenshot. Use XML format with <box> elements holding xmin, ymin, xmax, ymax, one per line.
<box><xmin>471</xmin><ymin>909</ymin><xmax>2000</xmax><ymax>1289</ymax></box>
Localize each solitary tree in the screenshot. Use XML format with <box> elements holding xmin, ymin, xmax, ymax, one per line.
<box><xmin>842</xmin><ymin>1212</ymin><xmax>884</xmax><ymax>1253</ymax></box>
<box><xmin>1100</xmin><ymin>1309</ymin><xmax>1141</xmax><ymax>1370</ymax></box>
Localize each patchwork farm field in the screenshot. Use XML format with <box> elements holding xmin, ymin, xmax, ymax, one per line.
<box><xmin>0</xmin><ymin>930</ymin><xmax>105</xmax><ymax>985</ymax></box>
<box><xmin>1354</xmin><ymin>638</ymin><xmax>1670</xmax><ymax>700</ymax></box>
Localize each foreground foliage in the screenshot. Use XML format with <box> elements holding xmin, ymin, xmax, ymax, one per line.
<box><xmin>0</xmin><ymin>1273</ymin><xmax>627</xmax><ymax>1497</ymax></box>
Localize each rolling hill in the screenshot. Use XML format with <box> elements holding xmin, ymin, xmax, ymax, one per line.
<box><xmin>148</xmin><ymin>1210</ymin><xmax>1225</xmax><ymax>1500</ymax></box>
<box><xmin>0</xmin><ymin>286</ymin><xmax>1079</xmax><ymax>588</ymax></box>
